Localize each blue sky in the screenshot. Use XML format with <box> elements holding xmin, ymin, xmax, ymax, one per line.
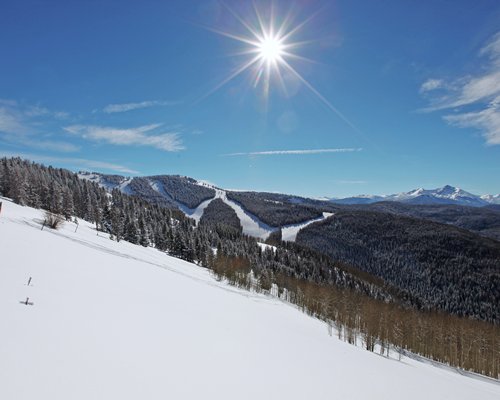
<box><xmin>0</xmin><ymin>0</ymin><xmax>499</xmax><ymax>198</ymax></box>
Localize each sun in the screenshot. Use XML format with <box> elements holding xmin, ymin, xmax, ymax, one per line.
<box><xmin>202</xmin><ymin>3</ymin><xmax>359</xmax><ymax>132</ymax></box>
<box><xmin>199</xmin><ymin>3</ymin><xmax>364</xmax><ymax>142</ymax></box>
<box><xmin>257</xmin><ymin>35</ymin><xmax>284</xmax><ymax>65</ymax></box>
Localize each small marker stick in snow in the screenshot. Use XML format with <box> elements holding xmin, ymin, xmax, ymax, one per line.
<box><xmin>27</xmin><ymin>277</ymin><xmax>32</xmax><ymax>286</ymax></box>
<box><xmin>20</xmin><ymin>297</ymin><xmax>34</xmax><ymax>306</ymax></box>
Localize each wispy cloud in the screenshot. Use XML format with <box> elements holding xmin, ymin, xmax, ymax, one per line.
<box><xmin>0</xmin><ymin>100</ymin><xmax>76</xmax><ymax>152</ymax></box>
<box><xmin>103</xmin><ymin>100</ymin><xmax>180</xmax><ymax>113</ymax></box>
<box><xmin>419</xmin><ymin>79</ymin><xmax>445</xmax><ymax>93</ymax></box>
<box><xmin>2</xmin><ymin>136</ymin><xmax>80</xmax><ymax>153</ymax></box>
<box><xmin>64</xmin><ymin>124</ymin><xmax>185</xmax><ymax>152</ymax></box>
<box><xmin>0</xmin><ymin>105</ymin><xmax>27</xmax><ymax>134</ymax></box>
<box><xmin>0</xmin><ymin>151</ymin><xmax>139</xmax><ymax>174</ymax></box>
<box><xmin>224</xmin><ymin>148</ymin><xmax>362</xmax><ymax>156</ymax></box>
<box><xmin>334</xmin><ymin>180</ymin><xmax>368</xmax><ymax>184</ymax></box>
<box><xmin>444</xmin><ymin>96</ymin><xmax>500</xmax><ymax>145</ymax></box>
<box><xmin>420</xmin><ymin>32</ymin><xmax>500</xmax><ymax>145</ymax></box>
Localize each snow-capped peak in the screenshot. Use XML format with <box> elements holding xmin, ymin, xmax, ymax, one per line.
<box><xmin>331</xmin><ymin>185</ymin><xmax>497</xmax><ymax>207</ymax></box>
<box><xmin>480</xmin><ymin>194</ymin><xmax>500</xmax><ymax>204</ymax></box>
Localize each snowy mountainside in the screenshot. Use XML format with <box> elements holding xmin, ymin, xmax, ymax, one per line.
<box><xmin>1</xmin><ymin>198</ymin><xmax>499</xmax><ymax>400</ymax></box>
<box><xmin>78</xmin><ymin>172</ymin><xmax>332</xmax><ymax>241</ymax></box>
<box><xmin>481</xmin><ymin>194</ymin><xmax>500</xmax><ymax>204</ymax></box>
<box><xmin>332</xmin><ymin>185</ymin><xmax>498</xmax><ymax>207</ymax></box>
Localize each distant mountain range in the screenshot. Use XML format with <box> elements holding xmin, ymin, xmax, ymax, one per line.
<box><xmin>330</xmin><ymin>185</ymin><xmax>500</xmax><ymax>207</ymax></box>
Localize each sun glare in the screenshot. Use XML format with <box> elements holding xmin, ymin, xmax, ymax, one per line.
<box><xmin>203</xmin><ymin>3</ymin><xmax>360</xmax><ymax>132</ymax></box>
<box><xmin>257</xmin><ymin>36</ymin><xmax>284</xmax><ymax>64</ymax></box>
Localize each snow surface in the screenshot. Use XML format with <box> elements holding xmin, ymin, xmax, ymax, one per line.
<box><xmin>217</xmin><ymin>190</ymin><xmax>276</xmax><ymax>239</ymax></box>
<box><xmin>118</xmin><ymin>177</ymin><xmax>133</xmax><ymax>195</ymax></box>
<box><xmin>78</xmin><ymin>172</ymin><xmax>133</xmax><ymax>194</ymax></box>
<box><xmin>257</xmin><ymin>242</ymin><xmax>277</xmax><ymax>253</ymax></box>
<box><xmin>481</xmin><ymin>194</ymin><xmax>500</xmax><ymax>204</ymax></box>
<box><xmin>149</xmin><ymin>180</ymin><xmax>276</xmax><ymax>238</ymax></box>
<box><xmin>148</xmin><ymin>179</ymin><xmax>214</xmax><ymax>224</ymax></box>
<box><xmin>281</xmin><ymin>212</ymin><xmax>333</xmax><ymax>242</ymax></box>
<box><xmin>190</xmin><ymin>182</ymin><xmax>329</xmax><ymax>241</ymax></box>
<box><xmin>0</xmin><ymin>199</ymin><xmax>499</xmax><ymax>400</ymax></box>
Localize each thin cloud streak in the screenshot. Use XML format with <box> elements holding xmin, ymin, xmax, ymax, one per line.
<box><xmin>1</xmin><ymin>136</ymin><xmax>80</xmax><ymax>153</ymax></box>
<box><xmin>0</xmin><ymin>105</ymin><xmax>30</xmax><ymax>134</ymax></box>
<box><xmin>224</xmin><ymin>148</ymin><xmax>362</xmax><ymax>156</ymax></box>
<box><xmin>0</xmin><ymin>101</ymin><xmax>77</xmax><ymax>152</ymax></box>
<box><xmin>335</xmin><ymin>180</ymin><xmax>368</xmax><ymax>184</ymax></box>
<box><xmin>103</xmin><ymin>100</ymin><xmax>180</xmax><ymax>113</ymax></box>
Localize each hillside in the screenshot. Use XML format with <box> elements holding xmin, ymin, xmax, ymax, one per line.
<box><xmin>352</xmin><ymin>202</ymin><xmax>500</xmax><ymax>241</ymax></box>
<box><xmin>297</xmin><ymin>210</ymin><xmax>500</xmax><ymax>322</ymax></box>
<box><xmin>1</xmin><ymin>199</ymin><xmax>499</xmax><ymax>399</ymax></box>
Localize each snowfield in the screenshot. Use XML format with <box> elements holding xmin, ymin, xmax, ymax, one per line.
<box><xmin>0</xmin><ymin>198</ymin><xmax>498</xmax><ymax>400</ymax></box>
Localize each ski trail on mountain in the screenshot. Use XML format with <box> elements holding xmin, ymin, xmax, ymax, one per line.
<box><xmin>216</xmin><ymin>190</ymin><xmax>276</xmax><ymax>239</ymax></box>
<box><xmin>281</xmin><ymin>212</ymin><xmax>334</xmax><ymax>241</ymax></box>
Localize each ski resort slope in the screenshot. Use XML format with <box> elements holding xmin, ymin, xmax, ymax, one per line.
<box><xmin>281</xmin><ymin>212</ymin><xmax>333</xmax><ymax>242</ymax></box>
<box><xmin>0</xmin><ymin>199</ymin><xmax>498</xmax><ymax>400</ymax></box>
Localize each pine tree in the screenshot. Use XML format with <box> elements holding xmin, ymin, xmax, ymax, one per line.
<box><xmin>9</xmin><ymin>167</ymin><xmax>27</xmax><ymax>205</ymax></box>
<box><xmin>111</xmin><ymin>206</ymin><xmax>124</xmax><ymax>242</ymax></box>
<box><xmin>124</xmin><ymin>216</ymin><xmax>140</xmax><ymax>244</ymax></box>
<box><xmin>48</xmin><ymin>182</ymin><xmax>62</xmax><ymax>214</ymax></box>
<box><xmin>62</xmin><ymin>187</ymin><xmax>75</xmax><ymax>220</ymax></box>
<box><xmin>138</xmin><ymin>216</ymin><xmax>149</xmax><ymax>247</ymax></box>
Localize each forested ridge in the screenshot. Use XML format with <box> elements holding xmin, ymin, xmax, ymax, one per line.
<box><xmin>199</xmin><ymin>198</ymin><xmax>242</xmax><ymax>239</ymax></box>
<box><xmin>90</xmin><ymin>173</ymin><xmax>216</xmax><ymax>209</ymax></box>
<box><xmin>297</xmin><ymin>211</ymin><xmax>500</xmax><ymax>323</ymax></box>
<box><xmin>151</xmin><ymin>175</ymin><xmax>215</xmax><ymax>208</ymax></box>
<box><xmin>127</xmin><ymin>177</ymin><xmax>178</xmax><ymax>209</ymax></box>
<box><xmin>1</xmin><ymin>157</ymin><xmax>499</xmax><ymax>378</ymax></box>
<box><xmin>351</xmin><ymin>201</ymin><xmax>500</xmax><ymax>240</ymax></box>
<box><xmin>226</xmin><ymin>191</ymin><xmax>323</xmax><ymax>226</ymax></box>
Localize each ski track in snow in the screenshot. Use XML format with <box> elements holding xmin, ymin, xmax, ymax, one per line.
<box><xmin>216</xmin><ymin>189</ymin><xmax>275</xmax><ymax>239</ymax></box>
<box><xmin>147</xmin><ymin>180</ymin><xmax>274</xmax><ymax>237</ymax></box>
<box><xmin>148</xmin><ymin>179</ymin><xmax>213</xmax><ymax>224</ymax></box>
<box><xmin>118</xmin><ymin>177</ymin><xmax>133</xmax><ymax>195</ymax></box>
<box><xmin>189</xmin><ymin>183</ymin><xmax>331</xmax><ymax>241</ymax></box>
<box><xmin>281</xmin><ymin>212</ymin><xmax>334</xmax><ymax>242</ymax></box>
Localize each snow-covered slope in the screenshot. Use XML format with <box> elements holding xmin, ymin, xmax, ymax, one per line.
<box><xmin>0</xmin><ymin>199</ymin><xmax>499</xmax><ymax>400</ymax></box>
<box><xmin>332</xmin><ymin>185</ymin><xmax>498</xmax><ymax>207</ymax></box>
<box><xmin>281</xmin><ymin>212</ymin><xmax>333</xmax><ymax>241</ymax></box>
<box><xmin>481</xmin><ymin>194</ymin><xmax>500</xmax><ymax>205</ymax></box>
<box><xmin>147</xmin><ymin>180</ymin><xmax>327</xmax><ymax>241</ymax></box>
<box><xmin>78</xmin><ymin>171</ymin><xmax>132</xmax><ymax>193</ymax></box>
